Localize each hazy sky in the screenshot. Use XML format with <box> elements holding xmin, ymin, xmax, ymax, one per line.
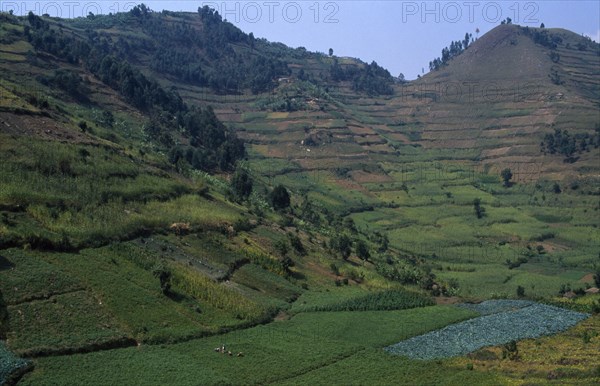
<box><xmin>4</xmin><ymin>1</ymin><xmax>599</xmax><ymax>79</ymax></box>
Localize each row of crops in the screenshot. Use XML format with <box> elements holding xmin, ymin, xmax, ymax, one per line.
<box><xmin>300</xmin><ymin>289</ymin><xmax>434</xmax><ymax>312</ymax></box>
<box><xmin>385</xmin><ymin>300</ymin><xmax>589</xmax><ymax>359</ymax></box>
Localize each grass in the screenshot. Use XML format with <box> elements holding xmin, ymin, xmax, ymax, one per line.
<box><xmin>6</xmin><ymin>290</ymin><xmax>129</xmax><ymax>355</ymax></box>
<box><xmin>278</xmin><ymin>348</ymin><xmax>499</xmax><ymax>385</ymax></box>
<box><xmin>20</xmin><ymin>306</ymin><xmax>477</xmax><ymax>385</ymax></box>
<box><xmin>0</xmin><ymin>134</ymin><xmax>242</xmax><ymax>248</ymax></box>
<box><xmin>0</xmin><ymin>249</ymin><xmax>82</xmax><ymax>304</ymax></box>
<box><xmin>449</xmin><ymin>315</ymin><xmax>600</xmax><ymax>384</ymax></box>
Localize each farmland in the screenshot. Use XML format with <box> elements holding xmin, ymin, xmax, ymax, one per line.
<box><xmin>386</xmin><ymin>301</ymin><xmax>590</xmax><ymax>359</ymax></box>
<box><xmin>0</xmin><ymin>7</ymin><xmax>599</xmax><ymax>385</ymax></box>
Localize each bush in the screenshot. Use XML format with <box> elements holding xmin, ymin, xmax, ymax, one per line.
<box><xmin>502</xmin><ymin>340</ymin><xmax>519</xmax><ymax>360</ymax></box>
<box><xmin>473</xmin><ymin>198</ymin><xmax>485</xmax><ymax>218</ymax></box>
<box><xmin>233</xmin><ymin>217</ymin><xmax>254</xmax><ymax>232</ymax></box>
<box><xmin>288</xmin><ymin>233</ymin><xmax>306</xmax><ymax>256</ymax></box>
<box><xmin>270</xmin><ymin>185</ymin><xmax>290</xmax><ymax>210</ymax></box>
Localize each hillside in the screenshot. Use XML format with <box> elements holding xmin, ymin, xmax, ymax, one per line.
<box><xmin>1</xmin><ymin>7</ymin><xmax>599</xmax><ymax>385</ymax></box>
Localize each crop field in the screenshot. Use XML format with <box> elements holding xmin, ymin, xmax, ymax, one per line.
<box><xmin>19</xmin><ymin>306</ymin><xmax>478</xmax><ymax>385</ymax></box>
<box><xmin>386</xmin><ymin>301</ymin><xmax>590</xmax><ymax>359</ymax></box>
<box><xmin>0</xmin><ymin>341</ymin><xmax>29</xmax><ymax>384</ymax></box>
<box><xmin>6</xmin><ymin>290</ymin><xmax>129</xmax><ymax>356</ymax></box>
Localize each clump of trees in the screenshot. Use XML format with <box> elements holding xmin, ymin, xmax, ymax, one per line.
<box><xmin>330</xmin><ymin>233</ymin><xmax>352</xmax><ymax>260</ymax></box>
<box><xmin>168</xmin><ymin>106</ymin><xmax>246</xmax><ymax>172</ymax></box>
<box><xmin>144</xmin><ymin>5</ymin><xmax>290</xmax><ymax>94</ymax></box>
<box><xmin>429</xmin><ymin>32</ymin><xmax>472</xmax><ymax>71</ymax></box>
<box><xmin>540</xmin><ymin>128</ymin><xmax>600</xmax><ymax>163</ymax></box>
<box><xmin>330</xmin><ymin>59</ymin><xmax>394</xmax><ymax>95</ymax></box>
<box><xmin>521</xmin><ymin>26</ymin><xmax>562</xmax><ymax>49</ymax></box>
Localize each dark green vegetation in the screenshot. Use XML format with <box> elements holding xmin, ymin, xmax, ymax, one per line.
<box><xmin>0</xmin><ymin>6</ymin><xmax>599</xmax><ymax>385</ymax></box>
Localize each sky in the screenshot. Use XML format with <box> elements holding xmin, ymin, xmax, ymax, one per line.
<box><xmin>3</xmin><ymin>1</ymin><xmax>599</xmax><ymax>79</ymax></box>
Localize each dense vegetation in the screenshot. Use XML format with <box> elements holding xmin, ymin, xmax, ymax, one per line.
<box><xmin>540</xmin><ymin>127</ymin><xmax>600</xmax><ymax>162</ymax></box>
<box><xmin>330</xmin><ymin>58</ymin><xmax>395</xmax><ymax>95</ymax></box>
<box><xmin>297</xmin><ymin>288</ymin><xmax>434</xmax><ymax>312</ymax></box>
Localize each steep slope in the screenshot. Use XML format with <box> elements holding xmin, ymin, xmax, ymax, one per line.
<box><xmin>393</xmin><ymin>24</ymin><xmax>600</xmax><ymax>175</ymax></box>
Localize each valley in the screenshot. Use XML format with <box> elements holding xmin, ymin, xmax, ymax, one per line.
<box><xmin>0</xmin><ymin>6</ymin><xmax>599</xmax><ymax>385</ymax></box>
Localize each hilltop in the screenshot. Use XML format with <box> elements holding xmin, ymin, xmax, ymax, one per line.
<box><xmin>0</xmin><ymin>7</ymin><xmax>599</xmax><ymax>385</ymax></box>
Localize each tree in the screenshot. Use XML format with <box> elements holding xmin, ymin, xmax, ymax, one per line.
<box><xmin>355</xmin><ymin>240</ymin><xmax>370</xmax><ymax>263</ymax></box>
<box><xmin>553</xmin><ymin>182</ymin><xmax>561</xmax><ymax>194</ymax></box>
<box><xmin>331</xmin><ymin>234</ymin><xmax>352</xmax><ymax>260</ymax></box>
<box><xmin>517</xmin><ymin>285</ymin><xmax>525</xmax><ymax>297</ymax></box>
<box><xmin>397</xmin><ymin>73</ymin><xmax>406</xmax><ymax>83</ymax></box>
<box><xmin>594</xmin><ymin>265</ymin><xmax>600</xmax><ymax>288</ymax></box>
<box><xmin>153</xmin><ymin>266</ymin><xmax>172</xmax><ymax>296</ymax></box>
<box><xmin>473</xmin><ymin>198</ymin><xmax>485</xmax><ymax>219</ymax></box>
<box><xmin>270</xmin><ymin>185</ymin><xmax>291</xmax><ymax>210</ymax></box>
<box><xmin>231</xmin><ymin>166</ymin><xmax>253</xmax><ymax>201</ymax></box>
<box><xmin>501</xmin><ymin>168</ymin><xmax>513</xmax><ymax>187</ymax></box>
<box><xmin>540</xmin><ymin>23</ymin><xmax>545</xmax><ymax>28</ymax></box>
<box><xmin>463</xmin><ymin>32</ymin><xmax>471</xmax><ymax>49</ymax></box>
<box><xmin>328</xmin><ymin>48</ymin><xmax>333</xmax><ymax>56</ymax></box>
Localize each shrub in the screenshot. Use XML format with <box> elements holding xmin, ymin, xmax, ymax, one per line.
<box><xmin>288</xmin><ymin>233</ymin><xmax>306</xmax><ymax>256</ymax></box>
<box><xmin>270</xmin><ymin>185</ymin><xmax>291</xmax><ymax>210</ymax></box>
<box><xmin>473</xmin><ymin>198</ymin><xmax>486</xmax><ymax>218</ymax></box>
<box><xmin>502</xmin><ymin>340</ymin><xmax>519</xmax><ymax>360</ymax></box>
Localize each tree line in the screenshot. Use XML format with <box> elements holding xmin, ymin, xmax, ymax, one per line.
<box><xmin>25</xmin><ymin>10</ymin><xmax>245</xmax><ymax>172</ymax></box>
<box><xmin>429</xmin><ymin>32</ymin><xmax>472</xmax><ymax>71</ymax></box>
